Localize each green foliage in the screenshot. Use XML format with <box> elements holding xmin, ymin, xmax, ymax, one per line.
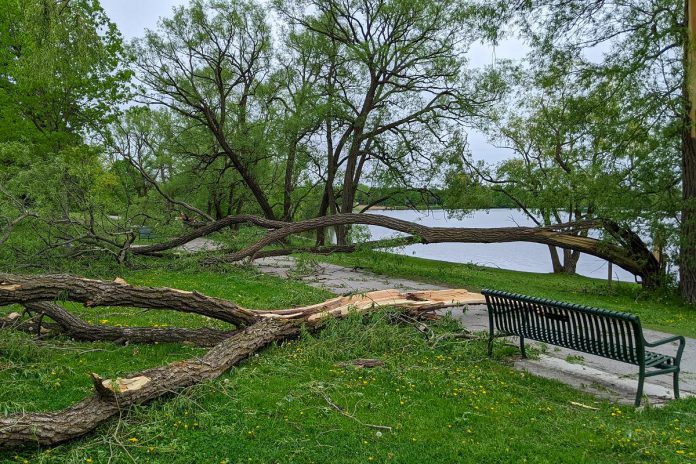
<box><xmin>0</xmin><ymin>0</ymin><xmax>130</xmax><ymax>146</ymax></box>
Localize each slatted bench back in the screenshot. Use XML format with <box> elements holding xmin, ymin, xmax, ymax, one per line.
<box><xmin>482</xmin><ymin>289</ymin><xmax>645</xmax><ymax>365</ymax></box>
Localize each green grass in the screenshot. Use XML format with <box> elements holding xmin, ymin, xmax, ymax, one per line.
<box><xmin>1</xmin><ymin>258</ymin><xmax>695</xmax><ymax>462</ymax></box>
<box><xmin>1</xmin><ymin>310</ymin><xmax>695</xmax><ymax>463</ymax></box>
<box><xmin>319</xmin><ymin>250</ymin><xmax>696</xmax><ymax>337</ymax></box>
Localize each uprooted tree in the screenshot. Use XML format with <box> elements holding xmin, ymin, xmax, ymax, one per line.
<box><xmin>0</xmin><ymin>273</ymin><xmax>484</xmax><ymax>448</ymax></box>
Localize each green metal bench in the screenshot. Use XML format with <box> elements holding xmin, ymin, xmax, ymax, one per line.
<box><xmin>482</xmin><ymin>289</ymin><xmax>686</xmax><ymax>406</ymax></box>
<box><xmin>138</xmin><ymin>226</ymin><xmax>154</xmax><ymax>241</ymax></box>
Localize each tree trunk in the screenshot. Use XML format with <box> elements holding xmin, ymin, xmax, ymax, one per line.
<box><xmin>682</xmin><ymin>0</ymin><xmax>696</xmax><ymax>303</ymax></box>
<box><xmin>283</xmin><ymin>141</ymin><xmax>298</xmax><ymax>221</ymax></box>
<box><xmin>206</xmin><ymin>214</ymin><xmax>660</xmax><ymax>286</ymax></box>
<box><xmin>548</xmin><ymin>245</ymin><xmax>563</xmax><ymax>273</ymax></box>
<box><xmin>0</xmin><ymin>278</ymin><xmax>481</xmax><ymax>448</ymax></box>
<box><xmin>562</xmin><ymin>249</ymin><xmax>580</xmax><ymax>274</ymax></box>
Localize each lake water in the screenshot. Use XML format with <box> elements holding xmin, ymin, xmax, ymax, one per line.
<box><xmin>364</xmin><ymin>209</ymin><xmax>636</xmax><ymax>282</ymax></box>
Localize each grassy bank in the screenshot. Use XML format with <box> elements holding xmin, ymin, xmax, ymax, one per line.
<box><xmin>317</xmin><ymin>250</ymin><xmax>696</xmax><ymax>338</ymax></box>
<box><xmin>0</xmin><ymin>258</ymin><xmax>695</xmax><ymax>463</ymax></box>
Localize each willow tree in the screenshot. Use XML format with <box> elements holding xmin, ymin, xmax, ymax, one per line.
<box><xmin>465</xmin><ymin>54</ymin><xmax>679</xmax><ymax>277</ymax></box>
<box><xmin>0</xmin><ymin>0</ymin><xmax>132</xmax><ymax>264</ymax></box>
<box><xmin>276</xmin><ymin>0</ymin><xmax>500</xmax><ymax>244</ymax></box>
<box><xmin>131</xmin><ymin>0</ymin><xmax>279</xmax><ymax>220</ymax></box>
<box><xmin>489</xmin><ymin>0</ymin><xmax>689</xmax><ymax>298</ymax></box>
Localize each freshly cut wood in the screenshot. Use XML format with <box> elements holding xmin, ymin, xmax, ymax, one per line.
<box><xmin>0</xmin><ymin>273</ymin><xmax>480</xmax><ymax>448</ymax></box>
<box><xmin>254</xmin><ymin>289</ymin><xmax>485</xmax><ymax>320</ymax></box>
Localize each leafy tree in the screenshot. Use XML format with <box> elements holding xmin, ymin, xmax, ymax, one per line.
<box><xmin>277</xmin><ymin>0</ymin><xmax>501</xmax><ymax>244</ymax></box>
<box><xmin>486</xmin><ymin>1</ymin><xmax>690</xmax><ymax>296</ymax></box>
<box><xmin>131</xmin><ymin>0</ymin><xmax>279</xmax><ymax>219</ymax></box>
<box><xmin>0</xmin><ymin>0</ymin><xmax>130</xmax><ymax>147</ymax></box>
<box><xmin>0</xmin><ymin>0</ymin><xmax>132</xmax><ymax>263</ymax></box>
<box><xmin>466</xmin><ymin>57</ymin><xmax>679</xmax><ymax>276</ymax></box>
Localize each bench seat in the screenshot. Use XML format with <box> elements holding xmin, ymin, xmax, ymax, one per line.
<box><xmin>483</xmin><ymin>289</ymin><xmax>685</xmax><ymax>406</ymax></box>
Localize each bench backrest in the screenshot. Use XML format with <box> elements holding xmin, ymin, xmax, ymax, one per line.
<box><xmin>482</xmin><ymin>289</ymin><xmax>645</xmax><ymax>365</ymax></box>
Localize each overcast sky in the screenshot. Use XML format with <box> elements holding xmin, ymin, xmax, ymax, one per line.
<box><xmin>100</xmin><ymin>0</ymin><xmax>521</xmax><ymax>163</ymax></box>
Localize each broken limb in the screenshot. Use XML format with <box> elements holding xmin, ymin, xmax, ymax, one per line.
<box><xmin>0</xmin><ymin>275</ymin><xmax>482</xmax><ymax>448</ymax></box>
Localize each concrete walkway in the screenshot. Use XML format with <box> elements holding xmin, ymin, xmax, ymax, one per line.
<box><xmin>254</xmin><ymin>255</ymin><xmax>695</xmax><ymax>406</ymax></box>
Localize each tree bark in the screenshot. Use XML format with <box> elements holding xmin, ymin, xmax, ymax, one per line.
<box><xmin>0</xmin><ymin>275</ymin><xmax>259</xmax><ymax>326</ymax></box>
<box><xmin>130</xmin><ymin>215</ymin><xmax>288</xmax><ymax>256</ymax></box>
<box><xmin>682</xmin><ymin>0</ymin><xmax>696</xmax><ymax>303</ymax></box>
<box><xmin>548</xmin><ymin>245</ymin><xmax>563</xmax><ymax>273</ymax></box>
<box><xmin>24</xmin><ymin>302</ymin><xmax>240</xmax><ymax>347</ymax></box>
<box><xmin>250</xmin><ymin>236</ymin><xmax>422</xmax><ymax>260</ymax></box>
<box><xmin>205</xmin><ymin>214</ymin><xmax>659</xmax><ymax>286</ymax></box>
<box><xmin>0</xmin><ymin>318</ymin><xmax>297</xmax><ymax>448</ymax></box>
<box><xmin>0</xmin><ymin>277</ymin><xmax>482</xmax><ymax>448</ymax></box>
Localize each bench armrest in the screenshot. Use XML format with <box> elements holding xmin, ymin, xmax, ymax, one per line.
<box><xmin>643</xmin><ymin>335</ymin><xmax>686</xmax><ymax>364</ymax></box>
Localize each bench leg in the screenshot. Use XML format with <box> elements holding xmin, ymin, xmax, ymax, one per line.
<box><xmin>635</xmin><ymin>369</ymin><xmax>645</xmax><ymax>407</ymax></box>
<box><xmin>674</xmin><ymin>370</ymin><xmax>680</xmax><ymax>400</ymax></box>
<box><xmin>487</xmin><ymin>333</ymin><xmax>494</xmax><ymax>357</ymax></box>
<box><xmin>519</xmin><ymin>336</ymin><xmax>527</xmax><ymax>358</ymax></box>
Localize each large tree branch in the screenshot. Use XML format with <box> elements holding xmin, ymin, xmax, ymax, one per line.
<box><xmin>23</xmin><ymin>302</ymin><xmax>240</xmax><ymax>347</ymax></box>
<box><xmin>0</xmin><ymin>278</ymin><xmax>482</xmax><ymax>448</ymax></box>
<box><xmin>0</xmin><ymin>274</ymin><xmax>259</xmax><ymax>327</ymax></box>
<box><xmin>203</xmin><ymin>213</ymin><xmax>659</xmax><ymax>285</ymax></box>
<box><xmin>130</xmin><ymin>214</ymin><xmax>289</xmax><ymax>255</ymax></box>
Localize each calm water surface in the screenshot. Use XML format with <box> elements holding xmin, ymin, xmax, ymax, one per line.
<box><xmin>366</xmin><ymin>209</ymin><xmax>636</xmax><ymax>282</ymax></box>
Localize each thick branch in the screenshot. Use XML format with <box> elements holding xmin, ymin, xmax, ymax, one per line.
<box><xmin>204</xmin><ymin>213</ymin><xmax>657</xmax><ymax>283</ymax></box>
<box><xmin>251</xmin><ymin>236</ymin><xmax>422</xmax><ymax>259</ymax></box>
<box><xmin>0</xmin><ymin>275</ymin><xmax>259</xmax><ymax>327</ymax></box>
<box><xmin>131</xmin><ymin>215</ymin><xmax>288</xmax><ymax>255</ymax></box>
<box><xmin>0</xmin><ymin>284</ymin><xmax>481</xmax><ymax>448</ymax></box>
<box><xmin>0</xmin><ymin>318</ymin><xmax>298</xmax><ymax>448</ymax></box>
<box><xmin>23</xmin><ymin>302</ymin><xmax>240</xmax><ymax>347</ymax></box>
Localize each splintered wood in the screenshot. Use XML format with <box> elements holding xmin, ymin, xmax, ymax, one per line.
<box><xmin>255</xmin><ymin>288</ymin><xmax>485</xmax><ymax>321</ymax></box>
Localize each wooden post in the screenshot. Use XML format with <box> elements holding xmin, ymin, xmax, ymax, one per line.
<box><xmin>607</xmin><ymin>261</ymin><xmax>613</xmax><ymax>287</ymax></box>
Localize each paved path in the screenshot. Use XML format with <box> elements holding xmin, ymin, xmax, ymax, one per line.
<box><xmin>133</xmin><ymin>237</ymin><xmax>223</xmax><ymax>253</ymax></box>
<box><xmin>254</xmin><ymin>255</ymin><xmax>695</xmax><ymax>406</ymax></box>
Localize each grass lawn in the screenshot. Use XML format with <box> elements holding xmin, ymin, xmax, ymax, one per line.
<box><xmin>318</xmin><ymin>250</ymin><xmax>696</xmax><ymax>338</ymax></box>
<box><xmin>0</xmin><ymin>258</ymin><xmax>695</xmax><ymax>463</ymax></box>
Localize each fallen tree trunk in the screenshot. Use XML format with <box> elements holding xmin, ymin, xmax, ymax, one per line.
<box><xmin>0</xmin><ymin>275</ymin><xmax>483</xmax><ymax>448</ymax></box>
<box><xmin>131</xmin><ymin>215</ymin><xmax>288</xmax><ymax>256</ymax></box>
<box><xmin>23</xmin><ymin>302</ymin><xmax>240</xmax><ymax>347</ymax></box>
<box><xmin>204</xmin><ymin>214</ymin><xmax>659</xmax><ymax>286</ymax></box>
<box><xmin>0</xmin><ymin>318</ymin><xmax>297</xmax><ymax>448</ymax></box>
<box><xmin>0</xmin><ymin>274</ymin><xmax>258</xmax><ymax>326</ymax></box>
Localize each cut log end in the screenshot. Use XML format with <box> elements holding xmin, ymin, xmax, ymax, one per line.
<box><xmin>91</xmin><ymin>373</ymin><xmax>151</xmax><ymax>397</ymax></box>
